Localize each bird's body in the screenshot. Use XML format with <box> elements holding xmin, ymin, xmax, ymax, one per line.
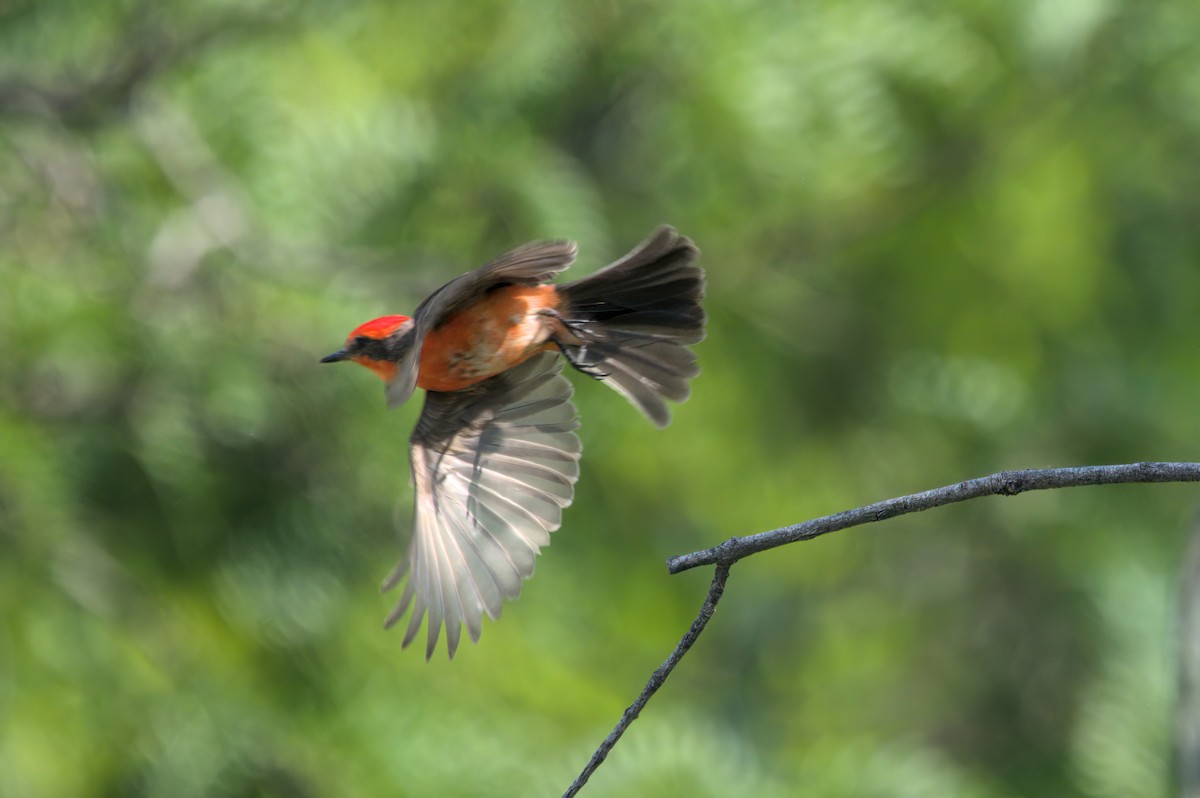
<box><xmin>322</xmin><ymin>226</ymin><xmax>705</xmax><ymax>658</ymax></box>
<box><xmin>415</xmin><ymin>283</ymin><xmax>562</xmax><ymax>392</ymax></box>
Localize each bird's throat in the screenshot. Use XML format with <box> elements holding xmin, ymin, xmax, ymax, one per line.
<box><xmin>352</xmin><ymin>355</ymin><xmax>399</xmax><ymax>383</ymax></box>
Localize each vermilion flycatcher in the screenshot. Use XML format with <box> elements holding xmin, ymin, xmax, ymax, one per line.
<box><xmin>321</xmin><ymin>226</ymin><xmax>705</xmax><ymax>658</ymax></box>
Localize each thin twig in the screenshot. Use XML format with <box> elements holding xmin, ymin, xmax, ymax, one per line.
<box><xmin>565</xmin><ymin>461</ymin><xmax>1200</xmax><ymax>795</ymax></box>
<box><xmin>562</xmin><ymin>563</ymin><xmax>732</xmax><ymax>798</ymax></box>
<box><xmin>668</xmin><ymin>462</ymin><xmax>1200</xmax><ymax>574</ymax></box>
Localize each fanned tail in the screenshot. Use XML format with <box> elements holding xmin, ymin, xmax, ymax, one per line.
<box><xmin>555</xmin><ymin>226</ymin><xmax>705</xmax><ymax>426</ymax></box>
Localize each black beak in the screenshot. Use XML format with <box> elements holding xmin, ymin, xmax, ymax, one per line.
<box><xmin>320</xmin><ymin>350</ymin><xmax>348</xmax><ymax>363</ymax></box>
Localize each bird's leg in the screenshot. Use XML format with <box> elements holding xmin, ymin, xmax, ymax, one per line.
<box><xmin>536</xmin><ymin>308</ymin><xmax>607</xmax><ymax>341</ymax></box>
<box><xmin>537</xmin><ymin>308</ymin><xmax>610</xmax><ymax>380</ymax></box>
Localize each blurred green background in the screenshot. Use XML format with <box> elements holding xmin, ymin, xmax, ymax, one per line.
<box><xmin>3</xmin><ymin>1</ymin><xmax>1199</xmax><ymax>796</ymax></box>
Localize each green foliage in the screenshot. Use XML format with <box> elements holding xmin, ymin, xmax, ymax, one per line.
<box><xmin>2</xmin><ymin>0</ymin><xmax>1198</xmax><ymax>795</ymax></box>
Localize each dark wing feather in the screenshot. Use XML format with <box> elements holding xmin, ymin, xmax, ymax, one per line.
<box><xmin>384</xmin><ymin>239</ymin><xmax>577</xmax><ymax>408</ymax></box>
<box><xmin>382</xmin><ymin>352</ymin><xmax>581</xmax><ymax>658</ymax></box>
<box><xmin>413</xmin><ymin>238</ymin><xmax>578</xmax><ymax>322</ymax></box>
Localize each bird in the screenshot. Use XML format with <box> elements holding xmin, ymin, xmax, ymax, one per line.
<box><xmin>321</xmin><ymin>225</ymin><xmax>705</xmax><ymax>658</ymax></box>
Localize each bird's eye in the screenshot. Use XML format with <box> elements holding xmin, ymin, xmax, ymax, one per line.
<box><xmin>354</xmin><ymin>336</ymin><xmax>370</xmax><ymax>348</ymax></box>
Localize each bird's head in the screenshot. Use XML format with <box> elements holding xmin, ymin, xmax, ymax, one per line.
<box><xmin>320</xmin><ymin>315</ymin><xmax>415</xmax><ymax>382</ymax></box>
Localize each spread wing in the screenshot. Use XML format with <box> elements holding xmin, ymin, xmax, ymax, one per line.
<box><xmin>382</xmin><ymin>352</ymin><xmax>582</xmax><ymax>658</ymax></box>
<box><xmin>385</xmin><ymin>239</ymin><xmax>578</xmax><ymax>409</ymax></box>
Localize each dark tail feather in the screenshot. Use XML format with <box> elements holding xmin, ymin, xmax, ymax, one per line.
<box><xmin>555</xmin><ymin>226</ymin><xmax>706</xmax><ymax>426</ymax></box>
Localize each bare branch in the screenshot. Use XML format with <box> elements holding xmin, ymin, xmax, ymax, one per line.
<box><xmin>668</xmin><ymin>462</ymin><xmax>1200</xmax><ymax>574</ymax></box>
<box><xmin>566</xmin><ymin>462</ymin><xmax>1200</xmax><ymax>795</ymax></box>
<box><xmin>563</xmin><ymin>563</ymin><xmax>731</xmax><ymax>798</ymax></box>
